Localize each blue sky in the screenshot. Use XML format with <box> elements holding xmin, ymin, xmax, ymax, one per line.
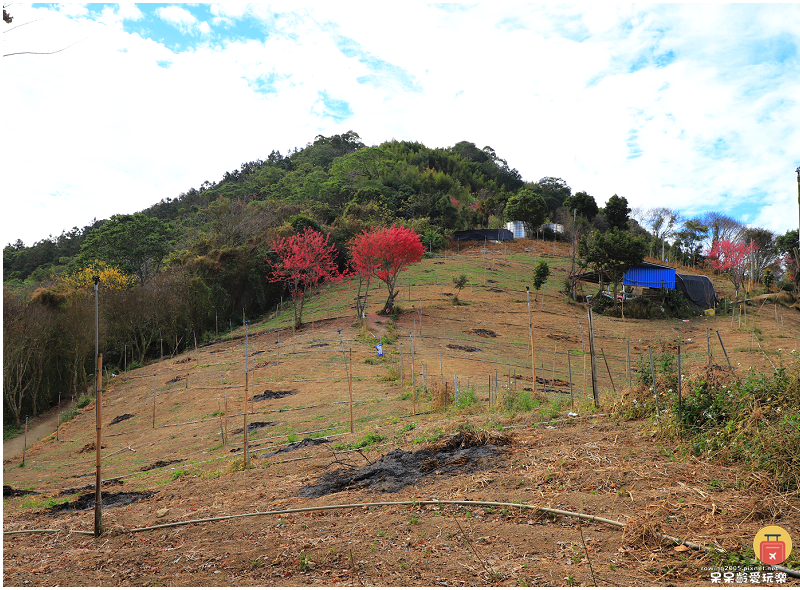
<box><xmin>3</xmin><ymin>3</ymin><xmax>799</xmax><ymax>247</ymax></box>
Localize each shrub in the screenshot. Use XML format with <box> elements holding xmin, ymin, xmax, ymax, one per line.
<box><xmin>454</xmin><ymin>388</ymin><xmax>479</xmax><ymax>409</ymax></box>
<box><xmin>502</xmin><ymin>389</ymin><xmax>542</xmax><ymax>413</ymax></box>
<box><xmin>616</xmin><ymin>365</ymin><xmax>800</xmax><ymax>491</ymax></box>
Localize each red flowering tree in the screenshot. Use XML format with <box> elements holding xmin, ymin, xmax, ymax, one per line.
<box><xmin>267</xmin><ymin>227</ymin><xmax>342</xmax><ymax>328</ymax></box>
<box><xmin>348</xmin><ymin>230</ymin><xmax>381</xmax><ymax>323</ymax></box>
<box><xmin>707</xmin><ymin>239</ymin><xmax>757</xmax><ymax>298</ymax></box>
<box><xmin>348</xmin><ymin>225</ymin><xmax>424</xmax><ymax>315</ymax></box>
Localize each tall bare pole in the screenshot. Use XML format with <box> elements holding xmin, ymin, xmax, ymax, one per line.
<box><xmin>92</xmin><ymin>275</ymin><xmax>103</xmax><ymax>537</ymax></box>
<box><xmin>588</xmin><ymin>308</ymin><xmax>599</xmax><ymax>408</ymax></box>
<box><xmin>95</xmin><ymin>353</ymin><xmax>103</xmax><ymax>537</ymax></box>
<box><xmin>243</xmin><ymin>320</ymin><xmax>249</xmax><ymax>467</ymax></box>
<box><xmin>526</xmin><ymin>287</ymin><xmax>536</xmax><ymax>392</ymax></box>
<box><xmin>795</xmin><ymin>167</ymin><xmax>800</xmax><ymax>284</ymax></box>
<box><xmin>349</xmin><ymin>349</ymin><xmax>354</xmax><ymax>434</ymax></box>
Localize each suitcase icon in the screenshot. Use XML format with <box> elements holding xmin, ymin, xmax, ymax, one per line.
<box><xmin>760</xmin><ymin>534</ymin><xmax>786</xmax><ymax>565</ymax></box>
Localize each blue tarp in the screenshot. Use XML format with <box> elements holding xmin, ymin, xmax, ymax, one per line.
<box><xmin>623</xmin><ymin>265</ymin><xmax>676</xmax><ymax>289</ymax></box>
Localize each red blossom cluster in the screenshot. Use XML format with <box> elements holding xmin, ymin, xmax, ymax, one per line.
<box><xmin>267</xmin><ymin>227</ymin><xmax>342</xmax><ymax>327</ymax></box>
<box><xmin>348</xmin><ymin>225</ymin><xmax>424</xmax><ymax>315</ymax></box>
<box><xmin>707</xmin><ymin>239</ymin><xmax>757</xmax><ymax>296</ymax></box>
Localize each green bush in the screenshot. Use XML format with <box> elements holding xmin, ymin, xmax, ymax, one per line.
<box><xmin>617</xmin><ymin>366</ymin><xmax>800</xmax><ymax>491</ymax></box>
<box><xmin>502</xmin><ymin>389</ymin><xmax>540</xmax><ymax>413</ymax></box>
<box><xmin>75</xmin><ymin>394</ymin><xmax>92</xmax><ymax>409</ymax></box>
<box><xmin>454</xmin><ymin>388</ymin><xmax>479</xmax><ymax>409</ymax></box>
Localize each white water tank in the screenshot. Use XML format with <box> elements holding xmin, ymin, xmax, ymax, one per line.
<box><xmin>506</xmin><ymin>220</ymin><xmax>526</xmax><ymax>239</ymax></box>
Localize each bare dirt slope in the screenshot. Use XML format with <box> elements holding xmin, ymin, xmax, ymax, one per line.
<box><xmin>4</xmin><ymin>239</ymin><xmax>800</xmax><ymax>587</ymax></box>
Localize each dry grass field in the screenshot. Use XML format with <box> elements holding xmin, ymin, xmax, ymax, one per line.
<box><xmin>4</xmin><ymin>238</ymin><xmax>800</xmax><ymax>586</ymax></box>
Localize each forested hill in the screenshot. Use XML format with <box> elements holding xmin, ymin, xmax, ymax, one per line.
<box><xmin>4</xmin><ymin>132</ymin><xmax>534</xmax><ymax>284</ymax></box>
<box><xmin>5</xmin><ymin>131</ymin><xmax>796</xmax><ymax>430</ymax></box>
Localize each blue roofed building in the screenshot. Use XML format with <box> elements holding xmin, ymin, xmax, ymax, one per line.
<box><xmin>623</xmin><ymin>261</ymin><xmax>675</xmax><ymax>289</ymax></box>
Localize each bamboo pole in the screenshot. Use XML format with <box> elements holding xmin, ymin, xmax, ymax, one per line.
<box><xmin>94</xmin><ymin>353</ymin><xmax>103</xmax><ymax>537</ymax></box>
<box><xmin>526</xmin><ymin>287</ymin><xmax>536</xmax><ymax>392</ymax></box>
<box><xmin>588</xmin><ymin>309</ymin><xmax>599</xmax><ymax>407</ymax></box>
<box><xmin>567</xmin><ymin>350</ymin><xmax>574</xmax><ymax>410</ymax></box>
<box><xmin>399</xmin><ymin>340</ymin><xmax>404</xmax><ymax>393</ymax></box>
<box><xmin>128</xmin><ymin>499</ymin><xmax>628</xmax><ymax>535</ymax></box>
<box><xmin>411</xmin><ymin>334</ymin><xmax>416</xmax><ymax>414</ymax></box>
<box><xmin>223</xmin><ymin>393</ymin><xmax>228</xmax><ymax>446</ymax></box>
<box><xmin>580</xmin><ymin>322</ymin><xmax>586</xmax><ymax>397</ymax></box>
<box><xmin>716</xmin><ymin>331</ymin><xmax>739</xmax><ymax>383</ymax></box>
<box><xmin>626</xmin><ymin>340</ymin><xmax>631</xmax><ymax>387</ymax></box>
<box><xmin>649</xmin><ymin>346</ymin><xmax>660</xmax><ymax>420</ymax></box>
<box><xmin>601</xmin><ymin>348</ymin><xmax>616</xmax><ymax>396</ymax></box>
<box><xmin>677</xmin><ymin>345</ymin><xmax>682</xmax><ymax>442</ymax></box>
<box><xmin>22</xmin><ymin>416</ymin><xmax>28</xmax><ymax>465</ymax></box>
<box><xmin>349</xmin><ymin>349</ymin><xmax>354</xmax><ymax>434</ymax></box>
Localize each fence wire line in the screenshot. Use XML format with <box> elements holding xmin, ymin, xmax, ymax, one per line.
<box><xmin>26</xmin><ymin>248</ymin><xmax>791</xmax><ymax>497</ymax></box>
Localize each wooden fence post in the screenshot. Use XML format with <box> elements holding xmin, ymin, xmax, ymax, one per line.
<box><xmin>95</xmin><ymin>353</ymin><xmax>103</xmax><ymax>537</ymax></box>
<box><xmin>526</xmin><ymin>287</ymin><xmax>536</xmax><ymax>392</ymax></box>
<box><xmin>588</xmin><ymin>308</ymin><xmax>599</xmax><ymax>408</ymax></box>
<box><xmin>349</xmin><ymin>349</ymin><xmax>354</xmax><ymax>434</ymax></box>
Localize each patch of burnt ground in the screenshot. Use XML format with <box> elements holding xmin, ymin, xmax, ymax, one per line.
<box><xmin>58</xmin><ymin>479</ymin><xmax>123</xmax><ymax>496</ymax></box>
<box><xmin>466</xmin><ymin>328</ymin><xmax>498</xmax><ymax>338</ymax></box>
<box><xmin>253</xmin><ymin>389</ymin><xmax>298</xmax><ymax>401</ymax></box>
<box><xmin>229</xmin><ymin>421</ymin><xmax>279</xmax><ymax>435</ymax></box>
<box><xmin>447</xmin><ymin>343</ymin><xmax>481</xmax><ymax>352</ymax></box>
<box><xmin>300</xmin><ymin>431</ymin><xmax>511</xmax><ymax>498</ymax></box>
<box><xmin>4</xmin><ymin>485</ymin><xmax>37</xmax><ymax>497</ymax></box>
<box><xmin>141</xmin><ymin>458</ymin><xmax>185</xmax><ymax>471</ymax></box>
<box><xmin>265</xmin><ymin>437</ymin><xmax>330</xmax><ymax>457</ymax></box>
<box><xmin>50</xmin><ymin>490</ymin><xmax>156</xmax><ymax>512</ymax></box>
<box><xmin>109</xmin><ymin>413</ymin><xmax>135</xmax><ymax>425</ymax></box>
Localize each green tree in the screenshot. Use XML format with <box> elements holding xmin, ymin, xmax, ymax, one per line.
<box><xmin>533</xmin><ymin>177</ymin><xmax>571</xmax><ymax>214</ymax></box>
<box><xmin>452</xmin><ymin>273</ymin><xmax>467</xmax><ymax>304</ymax></box>
<box><xmin>603</xmin><ymin>194</ymin><xmax>630</xmax><ymax>231</ymax></box>
<box><xmin>579</xmin><ymin>229</ymin><xmax>647</xmax><ymax>305</ymax></box>
<box><xmin>563</xmin><ymin>191</ymin><xmax>598</xmax><ymax>220</ymax></box>
<box><xmin>77</xmin><ymin>213</ymin><xmax>174</xmax><ymax>285</ymax></box>
<box><xmin>504</xmin><ymin>189</ymin><xmax>547</xmax><ymax>237</ymax></box>
<box><xmin>674</xmin><ymin>219</ymin><xmax>708</xmax><ymax>266</ymax></box>
<box><xmin>532</xmin><ymin>260</ymin><xmax>550</xmax><ymax>301</ymax></box>
<box><xmin>775</xmin><ymin>229</ymin><xmax>799</xmax><ymax>257</ymax></box>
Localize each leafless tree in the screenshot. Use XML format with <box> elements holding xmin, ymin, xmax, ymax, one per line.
<box><xmin>3</xmin><ymin>287</ymin><xmax>55</xmax><ymax>426</ymax></box>
<box><xmin>645</xmin><ymin>207</ymin><xmax>680</xmax><ymax>261</ymax></box>
<box><xmin>701</xmin><ymin>212</ymin><xmax>744</xmax><ymax>250</ymax></box>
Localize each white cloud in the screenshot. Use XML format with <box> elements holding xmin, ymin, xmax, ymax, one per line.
<box><xmin>3</xmin><ymin>3</ymin><xmax>799</xmax><ymax>247</ymax></box>
<box><xmin>155</xmin><ymin>6</ymin><xmax>198</xmax><ymax>34</ymax></box>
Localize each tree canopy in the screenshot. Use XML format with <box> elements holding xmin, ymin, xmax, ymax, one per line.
<box><xmin>77</xmin><ymin>213</ymin><xmax>174</xmax><ymax>285</ymax></box>
<box><xmin>504</xmin><ymin>189</ymin><xmax>548</xmax><ymax>236</ymax></box>
<box><xmin>563</xmin><ymin>191</ymin><xmax>598</xmax><ymax>220</ymax></box>
<box><xmin>603</xmin><ymin>194</ymin><xmax>630</xmax><ymax>231</ymax></box>
<box><xmin>579</xmin><ymin>228</ymin><xmax>647</xmax><ymax>303</ymax></box>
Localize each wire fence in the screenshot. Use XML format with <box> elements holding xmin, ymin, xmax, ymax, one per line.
<box><xmin>17</xmin><ymin>248</ymin><xmax>799</xmax><ymax>496</ymax></box>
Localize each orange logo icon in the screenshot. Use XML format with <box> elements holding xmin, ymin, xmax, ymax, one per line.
<box><xmin>753</xmin><ymin>525</ymin><xmax>792</xmax><ymax>566</ymax></box>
